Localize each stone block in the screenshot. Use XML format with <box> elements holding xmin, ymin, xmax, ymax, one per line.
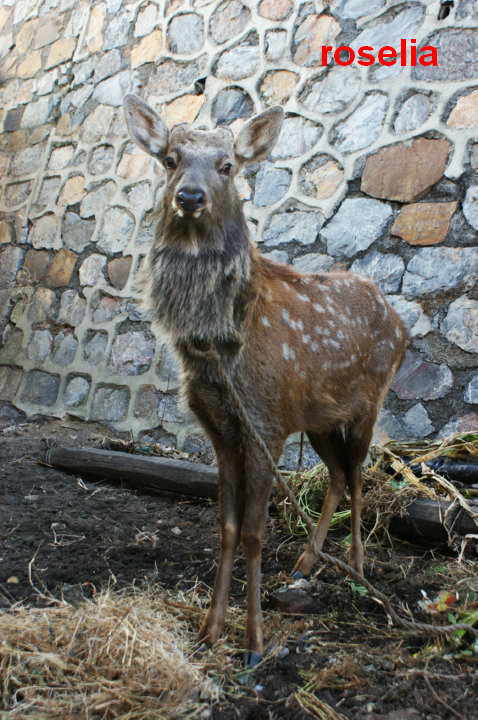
<box><xmin>46</xmin><ymin>248</ymin><xmax>77</xmax><ymax>288</ymax></box>
<box><xmin>0</xmin><ymin>221</ymin><xmax>12</xmax><ymax>244</ymax></box>
<box><xmin>385</xmin><ymin>296</ymin><xmax>431</xmax><ymax>338</ymax></box>
<box><xmin>82</xmin><ymin>105</ymin><xmax>115</xmax><ymax>143</ymax></box>
<box><xmin>83</xmin><ymin>331</ymin><xmax>108</xmax><ymax>365</ymax></box>
<box><xmin>351</xmin><ymin>251</ymin><xmax>405</xmax><ymax>294</ymax></box>
<box><xmin>131</xmin><ymin>30</ymin><xmax>162</xmax><ymax>68</ymax></box>
<box><xmin>259</xmin><ymin>70</ymin><xmax>298</xmax><ymax>106</ymax></box>
<box><xmin>391</xmin><ymin>202</ymin><xmax>458</xmax><ymax>245</ymax></box>
<box><xmin>439</xmin><ymin>413</ymin><xmax>478</xmax><ymax>437</ymax></box>
<box><xmin>52</xmin><ymin>331</ymin><xmax>78</xmax><ymax>366</ymax></box>
<box><xmin>299</xmin><ymin>155</ymin><xmax>344</xmax><ymax>201</ymax></box>
<box><xmin>441</xmin><ymin>297</ymin><xmax>478</xmax><ymax>354</ymax></box>
<box><xmin>414</xmin><ymin>29</ymin><xmax>478</xmax><ymax>82</ymax></box>
<box><xmin>4</xmin><ymin>181</ymin><xmax>32</xmax><ymax>208</ymax></box>
<box><xmin>293</xmin><ymin>253</ymin><xmax>334</xmax><ymax>273</ymax></box>
<box><xmin>17</xmin><ymin>50</ymin><xmax>42</xmax><ymax>79</ymax></box>
<box><xmin>391</xmin><ymin>350</ymin><xmax>454</xmax><ymax>401</ymax></box>
<box><xmin>265</xmin><ymin>30</ymin><xmax>287</xmax><ymax>61</ymax></box>
<box><xmin>253</xmin><ymin>164</ymin><xmax>291</xmax><ymax>207</ymax></box>
<box><xmin>91</xmin><ymin>385</ymin><xmax>129</xmax><ymax>422</ymax></box>
<box><xmin>104</xmin><ymin>12</ymin><xmax>131</xmax><ymax>51</ymax></box>
<box><xmin>464</xmin><ymin>375</ymin><xmax>478</xmax><ymax>405</ymax></box>
<box><xmin>361</xmin><ymin>138</ymin><xmax>451</xmax><ymax>203</ymax></box>
<box><xmin>64</xmin><ymin>376</ymin><xmax>90</xmax><ymax>406</ymax></box>
<box><xmin>34</xmin><ymin>20</ymin><xmax>60</xmax><ymax>49</ymax></box>
<box><xmin>0</xmin><ymin>366</ymin><xmax>22</xmax><ymax>402</ymax></box>
<box><xmin>332</xmin><ymin>93</ymin><xmax>388</xmax><ymax>154</ymax></box>
<box><xmin>97</xmin><ymin>206</ymin><xmax>135</xmax><ymax>253</ymax></box>
<box><xmin>394</xmin><ymin>94</ymin><xmax>432</xmax><ymax>135</ymax></box>
<box><xmin>210</xmin><ymin>1</ymin><xmax>251</xmax><ymax>44</ymax></box>
<box><xmin>263</xmin><ymin>207</ymin><xmax>324</xmax><ymax>247</ymax></box>
<box><xmin>331</xmin><ymin>0</ymin><xmax>385</xmax><ymax>19</ymax></box>
<box><xmin>162</xmin><ymin>95</ymin><xmax>205</xmax><ymax>125</ymax></box>
<box><xmin>148</xmin><ymin>57</ymin><xmax>207</xmax><ymax>96</ymax></box>
<box><xmin>211</xmin><ymin>88</ymin><xmax>253</xmax><ymax>125</ymax></box>
<box><xmin>88</xmin><ymin>144</ymin><xmax>115</xmax><ymax>175</ymax></box>
<box><xmin>57</xmin><ymin>290</ymin><xmax>86</xmax><ymax>327</ymax></box>
<box><xmin>215</xmin><ymin>41</ymin><xmax>260</xmax><ymax>80</ymax></box>
<box><xmin>463</xmin><ymin>185</ymin><xmax>478</xmax><ymax>230</ymax></box>
<box><xmin>62</xmin><ymin>212</ymin><xmax>96</xmax><ymax>253</ymax></box>
<box><xmin>134</xmin><ymin>384</ymin><xmax>160</xmax><ymax>419</ymax></box>
<box><xmin>19</xmin><ymin>370</ymin><xmax>60</xmax><ymax>407</ymax></box>
<box><xmin>321</xmin><ymin>198</ymin><xmax>392</xmax><ymax>258</ymax></box>
<box><xmin>58</xmin><ymin>175</ymin><xmax>85</xmax><ymax>206</ymax></box>
<box><xmin>28</xmin><ymin>288</ymin><xmax>57</xmax><ymax>322</ymax></box>
<box><xmin>45</xmin><ymin>38</ymin><xmax>76</xmax><ymax>69</ymax></box>
<box><xmin>135</xmin><ymin>4</ymin><xmax>158</xmax><ymax>38</ymax></box>
<box><xmin>94</xmin><ymin>49</ymin><xmax>122</xmax><ymax>82</ymax></box>
<box><xmin>4</xmin><ymin>106</ymin><xmax>25</xmax><ymax>132</ymax></box>
<box><xmin>92</xmin><ymin>295</ymin><xmax>122</xmax><ymax>323</ymax></box>
<box><xmin>259</xmin><ymin>0</ymin><xmax>292</xmax><ymax>20</ymax></box>
<box><xmin>108</xmin><ymin>331</ymin><xmax>155</xmax><ymax>375</ymax></box>
<box><xmin>293</xmin><ymin>14</ymin><xmax>341</xmax><ymax>67</ymax></box>
<box><xmin>10</xmin><ymin>144</ymin><xmax>45</xmax><ymax>176</ymax></box>
<box><xmin>403</xmin><ymin>403</ymin><xmax>435</xmax><ymax>437</ymax></box>
<box><xmin>0</xmin><ymin>246</ymin><xmax>25</xmax><ymax>285</ymax></box>
<box><xmin>15</xmin><ymin>19</ymin><xmax>37</xmax><ymax>55</ymax></box>
<box><xmin>79</xmin><ymin>254</ymin><xmax>106</xmax><ymax>287</ymax></box>
<box><xmin>352</xmin><ymin>5</ymin><xmax>424</xmax><ymax>52</ymax></box>
<box><xmin>402</xmin><ymin>247</ymin><xmax>478</xmax><ymax>297</ymax></box>
<box><xmin>26</xmin><ymin>329</ymin><xmax>53</xmax><ymax>362</ymax></box>
<box><xmin>107</xmin><ymin>257</ymin><xmax>132</xmax><ymax>289</ymax></box>
<box><xmin>272</xmin><ymin>117</ymin><xmax>322</xmax><ymax>159</ymax></box>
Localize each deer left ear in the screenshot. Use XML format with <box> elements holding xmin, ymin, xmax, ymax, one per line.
<box><xmin>234</xmin><ymin>106</ymin><xmax>284</xmax><ymax>164</ymax></box>
<box><xmin>124</xmin><ymin>94</ymin><xmax>169</xmax><ymax>159</ymax></box>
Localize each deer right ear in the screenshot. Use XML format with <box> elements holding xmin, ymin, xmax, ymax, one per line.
<box><xmin>234</xmin><ymin>106</ymin><xmax>284</xmax><ymax>165</ymax></box>
<box><xmin>123</xmin><ymin>94</ymin><xmax>169</xmax><ymax>159</ymax></box>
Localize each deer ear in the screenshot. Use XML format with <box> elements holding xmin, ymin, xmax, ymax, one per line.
<box><xmin>123</xmin><ymin>94</ymin><xmax>169</xmax><ymax>159</ymax></box>
<box><xmin>234</xmin><ymin>106</ymin><xmax>284</xmax><ymax>164</ymax></box>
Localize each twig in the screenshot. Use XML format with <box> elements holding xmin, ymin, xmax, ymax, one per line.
<box><xmin>423</xmin><ymin>673</ymin><xmax>468</xmax><ymax>720</ymax></box>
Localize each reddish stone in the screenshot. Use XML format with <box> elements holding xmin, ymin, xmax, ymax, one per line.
<box><xmin>270</xmin><ymin>590</ymin><xmax>321</xmax><ymax>615</ymax></box>
<box><xmin>391</xmin><ymin>201</ymin><xmax>458</xmax><ymax>245</ymax></box>
<box><xmin>361</xmin><ymin>138</ymin><xmax>450</xmax><ymax>203</ymax></box>
<box><xmin>259</xmin><ymin>0</ymin><xmax>292</xmax><ymax>20</ymax></box>
<box><xmin>21</xmin><ymin>249</ymin><xmax>51</xmax><ymax>282</ymax></box>
<box><xmin>46</xmin><ymin>248</ymin><xmax>77</xmax><ymax>288</ymax></box>
<box><xmin>107</xmin><ymin>256</ymin><xmax>132</xmax><ymax>290</ymax></box>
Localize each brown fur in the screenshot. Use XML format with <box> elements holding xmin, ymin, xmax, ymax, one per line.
<box><xmin>123</xmin><ymin>96</ymin><xmax>407</xmax><ymax>662</ymax></box>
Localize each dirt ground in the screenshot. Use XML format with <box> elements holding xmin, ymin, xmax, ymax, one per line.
<box><xmin>1</xmin><ymin>401</ymin><xmax>477</xmax><ymax>720</ymax></box>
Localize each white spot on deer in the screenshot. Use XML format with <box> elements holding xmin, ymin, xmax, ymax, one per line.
<box><xmin>261</xmin><ymin>316</ymin><xmax>271</xmax><ymax>328</ymax></box>
<box><xmin>300</xmin><ymin>277</ymin><xmax>311</xmax><ymax>286</ymax></box>
<box><xmin>282</xmin><ymin>281</ymin><xmax>290</xmax><ymax>291</ymax></box>
<box><xmin>350</xmin><ymin>353</ymin><xmax>356</xmax><ymax>363</ymax></box>
<box><xmin>327</xmin><ymin>318</ymin><xmax>335</xmax><ymax>328</ymax></box>
<box><xmin>322</xmin><ymin>360</ymin><xmax>330</xmax><ymax>371</ymax></box>
<box><xmin>302</xmin><ymin>334</ymin><xmax>310</xmax><ymax>344</ymax></box>
<box><xmin>337</xmin><ymin>329</ymin><xmax>345</xmax><ymax>340</ymax></box>
<box><xmin>395</xmin><ymin>325</ymin><xmax>402</xmax><ymax>339</ymax></box>
<box><xmin>329</xmin><ymin>339</ymin><xmax>341</xmax><ymax>349</ymax></box>
<box><xmin>282</xmin><ymin>343</ymin><xmax>296</xmax><ymax>361</ymax></box>
<box><xmin>297</xmin><ymin>293</ymin><xmax>310</xmax><ymax>303</ymax></box>
<box><xmin>282</xmin><ymin>308</ymin><xmax>290</xmax><ymax>325</ymax></box>
<box><xmin>311</xmin><ymin>341</ymin><xmax>319</xmax><ymax>353</ymax></box>
<box><xmin>290</xmin><ymin>318</ymin><xmax>304</xmax><ymax>331</ymax></box>
<box><xmin>323</xmin><ymin>326</ymin><xmax>331</xmax><ymax>337</ymax></box>
<box><xmin>313</xmin><ymin>303</ymin><xmax>325</xmax><ymax>314</ymax></box>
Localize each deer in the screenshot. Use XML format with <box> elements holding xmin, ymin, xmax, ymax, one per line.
<box><xmin>123</xmin><ymin>95</ymin><xmax>407</xmax><ymax>666</ymax></box>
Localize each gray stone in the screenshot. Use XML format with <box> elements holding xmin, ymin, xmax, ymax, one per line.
<box><xmin>457</xmin><ymin>0</ymin><xmax>478</xmax><ymax>19</ymax></box>
<box><xmin>253</xmin><ymin>164</ymin><xmax>291</xmax><ymax>207</ymax></box>
<box><xmin>321</xmin><ymin>198</ymin><xmax>392</xmax><ymax>258</ymax></box>
<box><xmin>441</xmin><ymin>298</ymin><xmax>478</xmax><ymax>354</ymax></box>
<box><xmin>463</xmin><ymin>185</ymin><xmax>478</xmax><ymax>230</ymax></box>
<box><xmin>134</xmin><ymin>385</ymin><xmax>159</xmax><ymax>419</ymax></box>
<box><xmin>215</xmin><ymin>42</ymin><xmax>260</xmax><ymax>80</ymax></box>
<box><xmin>262</xmin><ymin>250</ymin><xmax>289</xmax><ymax>263</ymax></box>
<box><xmin>10</xmin><ymin>144</ymin><xmax>45</xmax><ymax>176</ymax></box>
<box><xmin>332</xmin><ymin>93</ymin><xmax>388</xmax><ymax>154</ymax></box>
<box><xmin>371</xmin><ymin>64</ymin><xmax>404</xmax><ymax>86</ymax></box>
<box><xmin>263</xmin><ymin>208</ymin><xmax>324</xmax><ymax>247</ymax></box>
<box><xmin>209</xmin><ymin>1</ymin><xmax>251</xmax><ymax>45</ymax></box>
<box><xmin>64</xmin><ymin>376</ymin><xmax>90</xmax><ymax>406</ymax></box>
<box><xmin>36</xmin><ymin>176</ymin><xmax>61</xmax><ymax>206</ymax></box>
<box><xmin>72</xmin><ymin>58</ymin><xmax>95</xmax><ymax>87</ymax></box>
<box><xmin>391</xmin><ymin>350</ymin><xmax>454</xmax><ymax>401</ymax></box>
<box><xmin>394</xmin><ymin>94</ymin><xmax>432</xmax><ymax>134</ymax></box>
<box><xmin>352</xmin><ymin>5</ymin><xmax>425</xmax><ymax>53</ymax></box>
<box><xmin>57</xmin><ymin>290</ymin><xmax>86</xmax><ymax>327</ymax></box>
<box><xmin>135</xmin><ymin>4</ymin><xmax>158</xmax><ymax>38</ymax></box>
<box><xmin>83</xmin><ymin>332</ymin><xmax>108</xmax><ymax>365</ymax></box>
<box><xmin>0</xmin><ymin>246</ymin><xmax>25</xmax><ymax>284</ymax></box>
<box><xmin>20</xmin><ymin>370</ymin><xmax>60</xmax><ymax>407</ymax></box>
<box><xmin>167</xmin><ymin>13</ymin><xmax>204</xmax><ymax>55</ymax></box>
<box><xmin>79</xmin><ymin>254</ymin><xmax>106</xmax><ymax>286</ymax></box>
<box><xmin>265</xmin><ymin>30</ymin><xmax>287</xmax><ymax>61</ymax></box>
<box><xmin>48</xmin><ymin>144</ymin><xmax>75</xmax><ymax>170</ymax></box>
<box><xmin>402</xmin><ymin>247</ymin><xmax>478</xmax><ymax>297</ymax></box>
<box><xmin>272</xmin><ymin>117</ymin><xmax>321</xmax><ymax>159</ymax></box>
<box><xmin>108</xmin><ymin>331</ymin><xmax>155</xmax><ymax>375</ymax></box>
<box><xmin>28</xmin><ymin>288</ymin><xmax>57</xmax><ymax>323</ymax></box>
<box><xmin>351</xmin><ymin>251</ymin><xmax>405</xmax><ymax>294</ymax></box>
<box><xmin>80</xmin><ymin>181</ymin><xmax>117</xmax><ymax>218</ymax></box>
<box><xmin>403</xmin><ymin>403</ymin><xmax>435</xmax><ymax>437</ymax></box>
<box><xmin>149</xmin><ymin>58</ymin><xmax>207</xmax><ymax>96</ymax></box>
<box><xmin>293</xmin><ymin>252</ymin><xmax>334</xmax><ymax>273</ymax></box>
<box><xmin>91</xmin><ymin>385</ymin><xmax>129</xmax><ymax>421</ymax></box>
<box><xmin>21</xmin><ymin>96</ymin><xmax>54</xmax><ymax>127</ymax></box>
<box><xmin>331</xmin><ymin>0</ymin><xmax>385</xmax><ymax>19</ymax></box>
<box><xmin>156</xmin><ymin>343</ymin><xmax>181</xmax><ymax>391</ymax></box>
<box><xmin>4</xmin><ymin>181</ymin><xmax>33</xmax><ymax>208</ymax></box>
<box><xmin>0</xmin><ymin>328</ymin><xmax>23</xmax><ymax>364</ymax></box>
<box><xmin>92</xmin><ymin>296</ymin><xmax>122</xmax><ymax>323</ymax></box>
<box><xmin>88</xmin><ymin>144</ymin><xmax>115</xmax><ymax>175</ymax></box>
<box><xmin>26</xmin><ymin>329</ymin><xmax>53</xmax><ymax>362</ymax></box>
<box><xmin>385</xmin><ymin>296</ymin><xmax>432</xmax><ymax>337</ymax></box>
<box><xmin>300</xmin><ymin>67</ymin><xmax>361</xmax><ymax>115</ymax></box>
<box><xmin>414</xmin><ymin>29</ymin><xmax>478</xmax><ymax>82</ymax></box>
<box><xmin>97</xmin><ymin>206</ymin><xmax>135</xmax><ymax>253</ymax></box>
<box><xmin>0</xmin><ymin>366</ymin><xmax>22</xmax><ymax>402</ymax></box>
<box><xmin>104</xmin><ymin>13</ymin><xmax>131</xmax><ymax>51</ymax></box>
<box><xmin>158</xmin><ymin>393</ymin><xmax>189</xmax><ymax>424</ymax></box>
<box><xmin>52</xmin><ymin>331</ymin><xmax>78</xmax><ymax>366</ymax></box>
<box><xmin>93</xmin><ymin>71</ymin><xmax>131</xmax><ymax>106</ymax></box>
<box><xmin>62</xmin><ymin>85</ymin><xmax>94</xmax><ymax>112</ymax></box>
<box><xmin>4</xmin><ymin>106</ymin><xmax>24</xmax><ymax>133</ymax></box>
<box><xmin>464</xmin><ymin>375</ymin><xmax>478</xmax><ymax>404</ymax></box>
<box><xmin>439</xmin><ymin>413</ymin><xmax>478</xmax><ymax>437</ymax></box>
<box><xmin>124</xmin><ymin>181</ymin><xmax>151</xmax><ymax>207</ymax></box>
<box><xmin>212</xmin><ymin>88</ymin><xmax>253</xmax><ymax>125</ymax></box>
<box><xmin>62</xmin><ymin>212</ymin><xmax>96</xmax><ymax>252</ymax></box>
<box><xmin>94</xmin><ymin>50</ymin><xmax>122</xmax><ymax>82</ymax></box>
<box><xmin>374</xmin><ymin>408</ymin><xmax>409</xmax><ymax>442</ymax></box>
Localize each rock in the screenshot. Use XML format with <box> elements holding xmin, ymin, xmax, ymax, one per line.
<box><xmin>21</xmin><ymin>249</ymin><xmax>50</xmax><ymax>283</ymax></box>
<box><xmin>212</xmin><ymin>87</ymin><xmax>253</xmax><ymax>125</ymax></box>
<box><xmin>82</xmin><ymin>105</ymin><xmax>115</xmax><ymax>143</ymax></box>
<box><xmin>321</xmin><ymin>198</ymin><xmax>392</xmax><ymax>258</ymax></box>
<box><xmin>48</xmin><ymin>144</ymin><xmax>75</xmax><ymax>170</ymax></box>
<box><xmin>414</xmin><ymin>29</ymin><xmax>478</xmax><ymax>82</ymax></box>
<box><xmin>97</xmin><ymin>206</ymin><xmax>135</xmax><ymax>253</ymax></box>
<box><xmin>79</xmin><ymin>254</ymin><xmax>106</xmax><ymax>286</ymax></box>
<box><xmin>46</xmin><ymin>248</ymin><xmax>77</xmax><ymax>288</ymax></box>
<box><xmin>210</xmin><ymin>1</ymin><xmax>251</xmax><ymax>45</ymax></box>
<box><xmin>11</xmin><ymin>144</ymin><xmax>45</xmax><ymax>176</ymax></box>
<box><xmin>374</xmin><ymin>409</ymin><xmax>410</xmax><ymax>442</ymax></box>
<box><xmin>45</xmin><ymin>38</ymin><xmax>76</xmax><ymax>69</ymax></box>
<box><xmin>265</xmin><ymin>30</ymin><xmax>288</xmax><ymax>61</ymax></box>
<box><xmin>394</xmin><ymin>94</ymin><xmax>432</xmax><ymax>134</ymax></box>
<box><xmin>92</xmin><ymin>296</ymin><xmax>122</xmax><ymax>323</ymax></box>
<box><xmin>29</xmin><ymin>214</ymin><xmax>59</xmax><ymax>250</ymax></box>
<box><xmin>94</xmin><ymin>49</ymin><xmax>122</xmax><ymax>82</ymax></box>
<box><xmin>439</xmin><ymin>413</ymin><xmax>478</xmax><ymax>437</ymax></box>
<box><xmin>4</xmin><ymin>181</ymin><xmax>33</xmax><ymax>208</ymax></box>
<box><xmin>123</xmin><ymin>181</ymin><xmax>151</xmax><ymax>207</ymax></box>
<box><xmin>457</xmin><ymin>0</ymin><xmax>478</xmax><ymax>19</ymax></box>
<box><xmin>332</xmin><ymin>93</ymin><xmax>388</xmax><ymax>154</ymax></box>
<box><xmin>91</xmin><ymin>385</ymin><xmax>129</xmax><ymax>421</ymax></box>
<box><xmin>36</xmin><ymin>177</ymin><xmax>61</xmax><ymax>208</ymax></box>
<box><xmin>58</xmin><ymin>175</ymin><xmax>85</xmax><ymax>206</ymax></box>
<box><xmin>391</xmin><ymin>350</ymin><xmax>454</xmax><ymax>401</ymax></box>
<box><xmin>19</xmin><ymin>370</ymin><xmax>60</xmax><ymax>407</ymax></box>
<box><xmin>162</xmin><ymin>94</ymin><xmax>205</xmax><ymax>126</ymax></box>
<box><xmin>272</xmin><ymin>116</ymin><xmax>321</xmax><ymax>159</ymax></box>
<box><xmin>52</xmin><ymin>332</ymin><xmax>78</xmax><ymax>366</ymax></box>
<box><xmin>361</xmin><ymin>138</ymin><xmax>451</xmax><ymax>202</ymax></box>
<box><xmin>299</xmin><ymin>67</ymin><xmax>362</xmax><ymax>115</ymax></box>
<box><xmin>331</xmin><ymin>0</ymin><xmax>385</xmax><ymax>19</ymax></box>
<box><xmin>403</xmin><ymin>403</ymin><xmax>435</xmax><ymax>437</ymax></box>
<box><xmin>134</xmin><ymin>385</ymin><xmax>160</xmax><ymax>419</ymax></box>
<box><xmin>259</xmin><ymin>0</ymin><xmax>292</xmax><ymax>20</ymax></box>
<box><xmin>299</xmin><ymin>155</ymin><xmax>344</xmax><ymax>200</ymax></box>
<box><xmin>464</xmin><ymin>375</ymin><xmax>478</xmax><ymax>404</ymax></box>
<box><xmin>83</xmin><ymin>332</ymin><xmax>108</xmax><ymax>365</ymax></box>
<box><xmin>253</xmin><ymin>164</ymin><xmax>291</xmax><ymax>207</ymax></box>
<box><xmin>270</xmin><ymin>590</ymin><xmax>321</xmax><ymax>615</ymax></box>
<box><xmin>215</xmin><ymin>41</ymin><xmax>260</xmax><ymax>80</ymax></box>
<box><xmin>391</xmin><ymin>202</ymin><xmax>458</xmax><ymax>245</ymax></box>
<box><xmin>293</xmin><ymin>14</ymin><xmax>341</xmax><ymax>67</ymax></box>
<box><xmin>64</xmin><ymin>376</ymin><xmax>90</xmax><ymax>406</ymax></box>
<box><xmin>116</xmin><ymin>148</ymin><xmax>150</xmax><ymax>179</ymax></box>
<box><xmin>131</xmin><ymin>29</ymin><xmax>162</xmax><ymax>68</ymax></box>
<box><xmin>156</xmin><ymin>343</ymin><xmax>181</xmax><ymax>391</ymax></box>
<box><xmin>92</xmin><ymin>71</ymin><xmax>131</xmax><ymax>106</ymax></box>
<box><xmin>447</xmin><ymin>89</ymin><xmax>478</xmax><ymax>128</ymax></box>
<box><xmin>0</xmin><ymin>246</ymin><xmax>25</xmax><ymax>285</ymax></box>
<box><xmin>350</xmin><ymin>251</ymin><xmax>405</xmax><ymax>294</ymax></box>
<box><xmin>260</xmin><ymin>70</ymin><xmax>298</xmax><ymax>106</ymax></box>
<box><xmin>0</xmin><ymin>328</ymin><xmax>23</xmax><ymax>364</ymax></box>
<box><xmin>402</xmin><ymin>247</ymin><xmax>478</xmax><ymax>297</ymax></box>
<box><xmin>149</xmin><ymin>57</ymin><xmax>207</xmax><ymax>96</ymax></box>
<box><xmin>35</xmin><ymin>19</ymin><xmax>59</xmax><ymax>47</ymax></box>
<box><xmin>0</xmin><ymin>366</ymin><xmax>22</xmax><ymax>402</ymax></box>
<box><xmin>385</xmin><ymin>296</ymin><xmax>431</xmax><ymax>338</ymax></box>
<box><xmin>28</xmin><ymin>288</ymin><xmax>57</xmax><ymax>322</ymax></box>
<box><xmin>80</xmin><ymin>181</ymin><xmax>117</xmax><ymax>218</ymax></box>
<box><xmin>22</xmin><ymin>96</ymin><xmax>55</xmax><ymax>128</ymax></box>
<box><xmin>104</xmin><ymin>12</ymin><xmax>131</xmax><ymax>51</ymax></box>
<box><xmin>293</xmin><ymin>253</ymin><xmax>334</xmax><ymax>273</ymax></box>
<box><xmin>134</xmin><ymin>4</ymin><xmax>157</xmax><ymax>37</ymax></box>
<box><xmin>263</xmin><ymin>208</ymin><xmax>324</xmax><ymax>247</ymax></box>
<box><xmin>463</xmin><ymin>185</ymin><xmax>478</xmax><ymax>230</ymax></box>
<box><xmin>106</xmin><ymin>257</ymin><xmax>131</xmax><ymax>290</ymax></box>
<box><xmin>62</xmin><ymin>212</ymin><xmax>95</xmax><ymax>253</ymax></box>
<box><xmin>441</xmin><ymin>298</ymin><xmax>478</xmax><ymax>354</ymax></box>
<box><xmin>262</xmin><ymin>250</ymin><xmax>289</xmax><ymax>263</ymax></box>
<box><xmin>57</xmin><ymin>290</ymin><xmax>86</xmax><ymax>327</ymax></box>
<box><xmin>26</xmin><ymin>329</ymin><xmax>53</xmax><ymax>363</ymax></box>
<box><xmin>88</xmin><ymin>144</ymin><xmax>115</xmax><ymax>175</ymax></box>
<box><xmin>108</xmin><ymin>331</ymin><xmax>155</xmax><ymax>375</ymax></box>
<box><xmin>0</xmin><ymin>220</ymin><xmax>11</xmax><ymax>244</ymax></box>
<box><xmin>351</xmin><ymin>5</ymin><xmax>424</xmax><ymax>53</ymax></box>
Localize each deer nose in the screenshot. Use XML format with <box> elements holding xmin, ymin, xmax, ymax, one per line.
<box><xmin>176</xmin><ymin>187</ymin><xmax>206</xmax><ymax>213</ymax></box>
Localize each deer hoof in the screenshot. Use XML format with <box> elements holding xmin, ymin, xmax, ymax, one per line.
<box><xmin>243</xmin><ymin>650</ymin><xmax>263</xmax><ymax>667</ymax></box>
<box><xmin>290</xmin><ymin>569</ymin><xmax>304</xmax><ymax>580</ymax></box>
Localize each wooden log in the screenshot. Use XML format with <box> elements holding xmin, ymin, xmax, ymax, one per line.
<box><xmin>45</xmin><ymin>444</ymin><xmax>219</xmax><ymax>499</ymax></box>
<box><xmin>390</xmin><ymin>497</ymin><xmax>477</xmax><ymax>543</ymax></box>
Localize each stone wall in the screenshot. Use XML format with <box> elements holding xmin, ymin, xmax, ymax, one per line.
<box><xmin>0</xmin><ymin>0</ymin><xmax>477</xmax><ymax>458</ymax></box>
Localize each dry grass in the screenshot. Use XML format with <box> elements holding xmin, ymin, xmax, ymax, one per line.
<box><xmin>0</xmin><ymin>587</ymin><xmax>223</xmax><ymax>719</ymax></box>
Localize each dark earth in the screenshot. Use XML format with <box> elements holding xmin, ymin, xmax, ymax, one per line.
<box><xmin>1</xmin><ymin>402</ymin><xmax>477</xmax><ymax>720</ymax></box>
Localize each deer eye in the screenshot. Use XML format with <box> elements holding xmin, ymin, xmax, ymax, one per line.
<box><xmin>165</xmin><ymin>156</ymin><xmax>176</xmax><ymax>171</ymax></box>
<box><xmin>219</xmin><ymin>162</ymin><xmax>232</xmax><ymax>177</ymax></box>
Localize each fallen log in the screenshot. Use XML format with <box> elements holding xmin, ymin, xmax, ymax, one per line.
<box><xmin>45</xmin><ymin>445</ymin><xmax>477</xmax><ymax>543</ymax></box>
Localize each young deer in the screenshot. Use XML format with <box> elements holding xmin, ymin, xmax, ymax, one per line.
<box><xmin>123</xmin><ymin>95</ymin><xmax>407</xmax><ymax>665</ymax></box>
